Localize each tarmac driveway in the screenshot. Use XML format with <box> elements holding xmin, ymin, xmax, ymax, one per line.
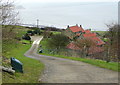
<box><xmin>24</xmin><ymin>36</ymin><xmax>118</xmax><ymax>83</ymax></box>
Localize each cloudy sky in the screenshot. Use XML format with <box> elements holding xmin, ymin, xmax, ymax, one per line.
<box><xmin>13</xmin><ymin>0</ymin><xmax>118</xmax><ymax>31</ymax></box>
<box><xmin>16</xmin><ymin>0</ymin><xmax>119</xmax><ymax>3</ymax></box>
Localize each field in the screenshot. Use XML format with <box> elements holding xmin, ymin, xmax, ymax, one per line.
<box><xmin>51</xmin><ymin>31</ymin><xmax>61</xmax><ymax>35</ymax></box>
<box><xmin>92</xmin><ymin>31</ymin><xmax>107</xmax><ymax>35</ymax></box>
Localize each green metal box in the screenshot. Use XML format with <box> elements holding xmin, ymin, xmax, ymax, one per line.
<box><xmin>11</xmin><ymin>57</ymin><xmax>23</xmax><ymax>73</ymax></box>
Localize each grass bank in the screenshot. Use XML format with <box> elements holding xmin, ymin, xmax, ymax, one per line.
<box><xmin>39</xmin><ymin>38</ymin><xmax>119</xmax><ymax>72</ymax></box>
<box><xmin>3</xmin><ymin>42</ymin><xmax>44</xmax><ymax>83</ymax></box>
<box><xmin>2</xmin><ymin>26</ymin><xmax>44</xmax><ymax>83</ymax></box>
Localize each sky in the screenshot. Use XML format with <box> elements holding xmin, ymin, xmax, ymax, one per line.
<box><xmin>13</xmin><ymin>0</ymin><xmax>119</xmax><ymax>31</ymax></box>
<box><xmin>16</xmin><ymin>0</ymin><xmax>119</xmax><ymax>3</ymax></box>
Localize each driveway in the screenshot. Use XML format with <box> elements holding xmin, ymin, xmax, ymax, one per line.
<box><xmin>24</xmin><ymin>36</ymin><xmax>118</xmax><ymax>83</ymax></box>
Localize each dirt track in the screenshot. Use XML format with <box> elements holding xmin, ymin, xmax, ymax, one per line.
<box><xmin>24</xmin><ymin>36</ymin><xmax>118</xmax><ymax>83</ymax></box>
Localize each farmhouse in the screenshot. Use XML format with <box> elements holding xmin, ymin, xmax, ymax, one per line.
<box><xmin>65</xmin><ymin>24</ymin><xmax>105</xmax><ymax>54</ymax></box>
<box><xmin>64</xmin><ymin>24</ymin><xmax>85</xmax><ymax>40</ymax></box>
<box><xmin>82</xmin><ymin>29</ymin><xmax>105</xmax><ymax>46</ymax></box>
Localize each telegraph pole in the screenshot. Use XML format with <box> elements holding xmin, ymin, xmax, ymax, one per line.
<box><xmin>37</xmin><ymin>19</ymin><xmax>39</xmax><ymax>28</ymax></box>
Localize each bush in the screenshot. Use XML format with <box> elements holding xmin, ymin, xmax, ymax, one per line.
<box><xmin>47</xmin><ymin>34</ymin><xmax>69</xmax><ymax>50</ymax></box>
<box><xmin>27</xmin><ymin>30</ymin><xmax>34</xmax><ymax>36</ymax></box>
<box><xmin>43</xmin><ymin>31</ymin><xmax>52</xmax><ymax>38</ymax></box>
<box><xmin>32</xmin><ymin>30</ymin><xmax>37</xmax><ymax>34</ymax></box>
<box><xmin>22</xmin><ymin>33</ymin><xmax>31</xmax><ymax>40</ymax></box>
<box><xmin>29</xmin><ymin>28</ymin><xmax>41</xmax><ymax>35</ymax></box>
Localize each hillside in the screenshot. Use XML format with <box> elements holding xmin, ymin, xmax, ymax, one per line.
<box><xmin>2</xmin><ymin>25</ymin><xmax>44</xmax><ymax>83</ymax></box>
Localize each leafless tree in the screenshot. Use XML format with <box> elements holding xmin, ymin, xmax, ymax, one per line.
<box><xmin>75</xmin><ymin>37</ymin><xmax>96</xmax><ymax>57</ymax></box>
<box><xmin>0</xmin><ymin>0</ymin><xmax>19</xmax><ymax>25</ymax></box>
<box><xmin>1</xmin><ymin>0</ymin><xmax>20</xmax><ymax>40</ymax></box>
<box><xmin>104</xmin><ymin>24</ymin><xmax>119</xmax><ymax>62</ymax></box>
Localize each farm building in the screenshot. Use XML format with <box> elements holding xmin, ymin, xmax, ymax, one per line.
<box><xmin>64</xmin><ymin>24</ymin><xmax>85</xmax><ymax>40</ymax></box>
<box><xmin>65</xmin><ymin>24</ymin><xmax>105</xmax><ymax>54</ymax></box>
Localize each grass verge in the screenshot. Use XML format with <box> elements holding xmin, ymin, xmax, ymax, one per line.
<box><xmin>40</xmin><ymin>53</ymin><xmax>119</xmax><ymax>72</ymax></box>
<box><xmin>3</xmin><ymin>41</ymin><xmax>44</xmax><ymax>83</ymax></box>
<box><xmin>2</xmin><ymin>26</ymin><xmax>44</xmax><ymax>83</ymax></box>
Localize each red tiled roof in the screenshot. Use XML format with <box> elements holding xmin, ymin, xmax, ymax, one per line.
<box><xmin>69</xmin><ymin>26</ymin><xmax>85</xmax><ymax>32</ymax></box>
<box><xmin>83</xmin><ymin>33</ymin><xmax>96</xmax><ymax>37</ymax></box>
<box><xmin>66</xmin><ymin>42</ymin><xmax>80</xmax><ymax>50</ymax></box>
<box><xmin>92</xmin><ymin>37</ymin><xmax>105</xmax><ymax>45</ymax></box>
<box><xmin>88</xmin><ymin>46</ymin><xmax>104</xmax><ymax>54</ymax></box>
<box><xmin>83</xmin><ymin>32</ymin><xmax>105</xmax><ymax>45</ymax></box>
<box><xmin>66</xmin><ymin>25</ymin><xmax>105</xmax><ymax>54</ymax></box>
<box><xmin>67</xmin><ymin>42</ymin><xmax>104</xmax><ymax>54</ymax></box>
<box><xmin>76</xmin><ymin>33</ymin><xmax>80</xmax><ymax>36</ymax></box>
<box><xmin>85</xmin><ymin>30</ymin><xmax>91</xmax><ymax>34</ymax></box>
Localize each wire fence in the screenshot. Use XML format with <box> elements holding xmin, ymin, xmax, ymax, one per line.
<box><xmin>39</xmin><ymin>47</ymin><xmax>118</xmax><ymax>62</ymax></box>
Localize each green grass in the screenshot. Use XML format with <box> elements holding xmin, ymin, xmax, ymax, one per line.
<box><xmin>2</xmin><ymin>26</ymin><xmax>44</xmax><ymax>83</ymax></box>
<box><xmin>3</xmin><ymin>43</ymin><xmax>44</xmax><ymax>83</ymax></box>
<box><xmin>20</xmin><ymin>40</ymin><xmax>32</xmax><ymax>44</ymax></box>
<box><xmin>39</xmin><ymin>38</ymin><xmax>119</xmax><ymax>72</ymax></box>
<box><xmin>51</xmin><ymin>31</ymin><xmax>61</xmax><ymax>35</ymax></box>
<box><xmin>92</xmin><ymin>31</ymin><xmax>107</xmax><ymax>35</ymax></box>
<box><xmin>2</xmin><ymin>27</ymin><xmax>28</xmax><ymax>55</ymax></box>
<box><xmin>14</xmin><ymin>28</ymin><xmax>29</xmax><ymax>38</ymax></box>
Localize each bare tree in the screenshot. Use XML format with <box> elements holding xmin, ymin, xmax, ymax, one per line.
<box><xmin>0</xmin><ymin>0</ymin><xmax>19</xmax><ymax>25</ymax></box>
<box><xmin>75</xmin><ymin>38</ymin><xmax>96</xmax><ymax>57</ymax></box>
<box><xmin>1</xmin><ymin>0</ymin><xmax>19</xmax><ymax>39</ymax></box>
<box><xmin>104</xmin><ymin>24</ymin><xmax>119</xmax><ymax>62</ymax></box>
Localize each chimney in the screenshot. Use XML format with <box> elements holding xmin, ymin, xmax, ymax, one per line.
<box><xmin>67</xmin><ymin>25</ymin><xmax>69</xmax><ymax>28</ymax></box>
<box><xmin>80</xmin><ymin>25</ymin><xmax>82</xmax><ymax>27</ymax></box>
<box><xmin>89</xmin><ymin>28</ymin><xmax>91</xmax><ymax>31</ymax></box>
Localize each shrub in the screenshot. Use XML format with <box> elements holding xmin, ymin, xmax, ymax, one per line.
<box><xmin>22</xmin><ymin>33</ymin><xmax>31</xmax><ymax>40</ymax></box>
<box><xmin>47</xmin><ymin>34</ymin><xmax>69</xmax><ymax>50</ymax></box>
<box><xmin>27</xmin><ymin>30</ymin><xmax>34</xmax><ymax>36</ymax></box>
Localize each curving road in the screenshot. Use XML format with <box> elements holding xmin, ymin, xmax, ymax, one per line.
<box><xmin>24</xmin><ymin>36</ymin><xmax>118</xmax><ymax>83</ymax></box>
